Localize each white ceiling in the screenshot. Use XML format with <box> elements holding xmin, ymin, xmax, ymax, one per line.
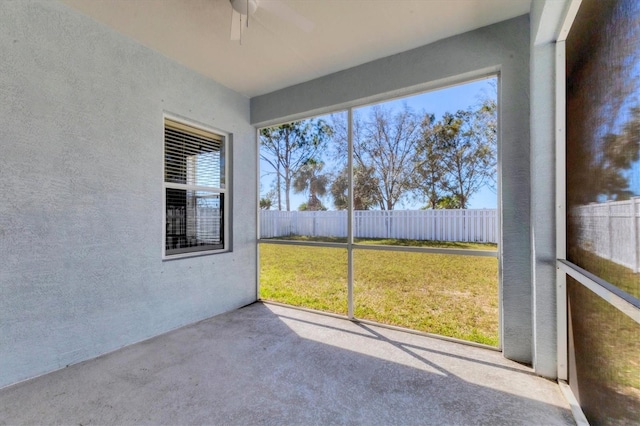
<box><xmin>62</xmin><ymin>0</ymin><xmax>531</xmax><ymax>98</ymax></box>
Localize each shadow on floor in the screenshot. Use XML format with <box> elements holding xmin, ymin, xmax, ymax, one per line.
<box><xmin>0</xmin><ymin>302</ymin><xmax>574</xmax><ymax>425</ymax></box>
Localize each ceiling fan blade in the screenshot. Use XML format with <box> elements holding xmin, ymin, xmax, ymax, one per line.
<box><xmin>230</xmin><ymin>9</ymin><xmax>242</xmax><ymax>40</ymax></box>
<box><xmin>260</xmin><ymin>0</ymin><xmax>314</xmax><ymax>33</ymax></box>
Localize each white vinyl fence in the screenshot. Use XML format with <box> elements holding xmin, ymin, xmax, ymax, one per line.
<box><xmin>572</xmin><ymin>198</ymin><xmax>640</xmax><ymax>273</ymax></box>
<box><xmin>166</xmin><ymin>206</ymin><xmax>222</xmax><ymax>247</ymax></box>
<box><xmin>260</xmin><ymin>209</ymin><xmax>499</xmax><ymax>243</ymax></box>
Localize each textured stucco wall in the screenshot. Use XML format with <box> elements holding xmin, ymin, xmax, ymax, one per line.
<box><xmin>0</xmin><ymin>1</ymin><xmax>256</xmax><ymax>388</ymax></box>
<box><xmin>251</xmin><ymin>16</ymin><xmax>533</xmax><ymax>364</ymax></box>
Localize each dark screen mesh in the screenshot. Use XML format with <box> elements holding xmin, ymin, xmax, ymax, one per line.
<box><xmin>566</xmin><ymin>1</ymin><xmax>640</xmax><ymax>422</ymax></box>
<box><xmin>566</xmin><ymin>0</ymin><xmax>640</xmax><ymax>298</ymax></box>
<box><xmin>567</xmin><ymin>277</ymin><xmax>640</xmax><ymax>424</ymax></box>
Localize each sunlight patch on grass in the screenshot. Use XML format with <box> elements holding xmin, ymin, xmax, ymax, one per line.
<box><xmin>259</xmin><ymin>241</ymin><xmax>498</xmax><ymax>346</ymax></box>
<box><xmin>260</xmin><ymin>245</ymin><xmax>348</xmax><ymax>315</ymax></box>
<box><xmin>354</xmin><ymin>250</ymin><xmax>498</xmax><ymax>346</ymax></box>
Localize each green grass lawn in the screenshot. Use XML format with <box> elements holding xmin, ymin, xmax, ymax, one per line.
<box><xmin>263</xmin><ymin>235</ymin><xmax>497</xmax><ymax>250</ymax></box>
<box><xmin>259</xmin><ymin>238</ymin><xmax>499</xmax><ymax>346</ymax></box>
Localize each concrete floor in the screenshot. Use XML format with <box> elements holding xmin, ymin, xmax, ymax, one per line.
<box><xmin>0</xmin><ymin>302</ymin><xmax>574</xmax><ymax>425</ymax></box>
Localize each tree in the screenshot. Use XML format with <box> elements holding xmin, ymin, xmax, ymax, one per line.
<box><xmin>432</xmin><ymin>103</ymin><xmax>497</xmax><ymax>209</ymax></box>
<box><xmin>590</xmin><ymin>105</ymin><xmax>640</xmax><ymax>201</ymax></box>
<box><xmin>566</xmin><ymin>0</ymin><xmax>640</xmax><ymax>207</ymax></box>
<box><xmin>293</xmin><ymin>159</ymin><xmax>330</xmax><ymax>211</ymax></box>
<box><xmin>411</xmin><ymin>113</ymin><xmax>448</xmax><ymax>209</ymax></box>
<box><xmin>470</xmin><ymin>97</ymin><xmax>498</xmax><ymax>190</ymax></box>
<box><xmin>297</xmin><ymin>202</ymin><xmax>327</xmax><ymax>211</ymax></box>
<box><xmin>354</xmin><ymin>105</ymin><xmax>423</xmax><ymax>210</ymax></box>
<box><xmin>260</xmin><ymin>119</ymin><xmax>333</xmax><ymax>211</ymax></box>
<box><xmin>436</xmin><ymin>195</ymin><xmax>462</xmax><ymax>209</ymax></box>
<box><xmin>258</xmin><ymin>185</ymin><xmax>277</xmax><ymax>210</ymax></box>
<box><xmin>330</xmin><ymin>165</ymin><xmax>379</xmax><ymax>210</ymax></box>
<box><xmin>328</xmin><ymin>112</ymin><xmax>379</xmax><ymax>210</ymax></box>
<box><xmin>259</xmin><ymin>198</ymin><xmax>272</xmax><ymax>210</ymax></box>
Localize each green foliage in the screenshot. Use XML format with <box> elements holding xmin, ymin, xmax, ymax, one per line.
<box><xmin>297</xmin><ymin>202</ymin><xmax>327</xmax><ymax>211</ymax></box>
<box><xmin>259</xmin><ymin>198</ymin><xmax>272</xmax><ymax>210</ymax></box>
<box><xmin>293</xmin><ymin>159</ymin><xmax>329</xmax><ymax>211</ymax></box>
<box><xmin>435</xmin><ymin>195</ymin><xmax>462</xmax><ymax>209</ymax></box>
<box><xmin>330</xmin><ymin>165</ymin><xmax>379</xmax><ymax>210</ymax></box>
<box><xmin>593</xmin><ymin>105</ymin><xmax>640</xmax><ymax>201</ymax></box>
<box><xmin>413</xmin><ymin>99</ymin><xmax>497</xmax><ymax>209</ymax></box>
<box><xmin>412</xmin><ymin>113</ymin><xmax>445</xmax><ymax>209</ymax></box>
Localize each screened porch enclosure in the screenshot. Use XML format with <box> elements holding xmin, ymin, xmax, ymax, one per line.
<box><xmin>5</xmin><ymin>0</ymin><xmax>613</xmax><ymax>423</ymax></box>
<box><xmin>258</xmin><ymin>80</ymin><xmax>500</xmax><ymax>346</ymax></box>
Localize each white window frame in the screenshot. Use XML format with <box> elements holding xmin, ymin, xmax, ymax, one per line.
<box><xmin>163</xmin><ymin>114</ymin><xmax>230</xmax><ymax>260</ymax></box>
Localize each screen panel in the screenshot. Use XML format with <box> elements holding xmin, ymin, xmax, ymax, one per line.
<box><xmin>353</xmin><ymin>249</ymin><xmax>498</xmax><ymax>345</ymax></box>
<box><xmin>259</xmin><ymin>245</ymin><xmax>348</xmax><ymax>315</ymax></box>
<box><xmin>259</xmin><ymin>112</ymin><xmax>347</xmax><ymax>242</ymax></box>
<box><xmin>566</xmin><ymin>0</ymin><xmax>640</xmax><ymax>298</ymax></box>
<box><xmin>567</xmin><ymin>277</ymin><xmax>640</xmax><ymax>424</ymax></box>
<box><xmin>565</xmin><ymin>2</ymin><xmax>640</xmax><ymax>421</ymax></box>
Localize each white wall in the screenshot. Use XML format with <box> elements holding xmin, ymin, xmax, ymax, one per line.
<box><xmin>251</xmin><ymin>16</ymin><xmax>534</xmax><ymax>365</ymax></box>
<box><xmin>0</xmin><ymin>1</ymin><xmax>257</xmax><ymax>388</ymax></box>
<box><xmin>529</xmin><ymin>0</ymin><xmax>571</xmax><ymax>379</ymax></box>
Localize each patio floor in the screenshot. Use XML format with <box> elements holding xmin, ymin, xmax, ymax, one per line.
<box><xmin>0</xmin><ymin>302</ymin><xmax>574</xmax><ymax>425</ymax></box>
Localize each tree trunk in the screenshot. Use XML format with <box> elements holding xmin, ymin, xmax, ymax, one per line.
<box><xmin>276</xmin><ymin>167</ymin><xmax>282</xmax><ymax>211</ymax></box>
<box><xmin>285</xmin><ymin>176</ymin><xmax>291</xmax><ymax>211</ymax></box>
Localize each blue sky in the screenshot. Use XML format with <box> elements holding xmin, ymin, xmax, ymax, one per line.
<box><xmin>260</xmin><ymin>76</ymin><xmax>498</xmax><ymax>210</ymax></box>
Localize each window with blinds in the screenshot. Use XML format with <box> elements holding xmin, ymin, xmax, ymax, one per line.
<box><xmin>164</xmin><ymin>118</ymin><xmax>227</xmax><ymax>257</ymax></box>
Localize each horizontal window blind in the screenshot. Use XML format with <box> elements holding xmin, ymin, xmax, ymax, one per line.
<box><xmin>165</xmin><ymin>121</ymin><xmax>223</xmax><ymax>188</ymax></box>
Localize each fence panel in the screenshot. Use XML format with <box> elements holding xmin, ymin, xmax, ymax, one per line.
<box><xmin>260</xmin><ymin>200</ymin><xmax>639</xmax><ymax>271</ymax></box>
<box><xmin>261</xmin><ymin>209</ymin><xmax>498</xmax><ymax>243</ymax></box>
<box><xmin>572</xmin><ymin>198</ymin><xmax>640</xmax><ymax>273</ymax></box>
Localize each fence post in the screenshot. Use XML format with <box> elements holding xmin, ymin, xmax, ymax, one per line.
<box><xmin>607</xmin><ymin>200</ymin><xmax>613</xmax><ymax>260</ymax></box>
<box><xmin>633</xmin><ymin>197</ymin><xmax>640</xmax><ymax>273</ymax></box>
<box><xmin>482</xmin><ymin>209</ymin><xmax>487</xmax><ymax>243</ymax></box>
<box><xmin>465</xmin><ymin>209</ymin><xmax>469</xmax><ymax>242</ymax></box>
<box><xmin>272</xmin><ymin>211</ymin><xmax>276</xmax><ymax>238</ymax></box>
<box><xmin>430</xmin><ymin>210</ymin><xmax>435</xmax><ymax>241</ymax></box>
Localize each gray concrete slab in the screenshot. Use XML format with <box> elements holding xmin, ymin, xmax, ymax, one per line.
<box><xmin>0</xmin><ymin>302</ymin><xmax>574</xmax><ymax>425</ymax></box>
